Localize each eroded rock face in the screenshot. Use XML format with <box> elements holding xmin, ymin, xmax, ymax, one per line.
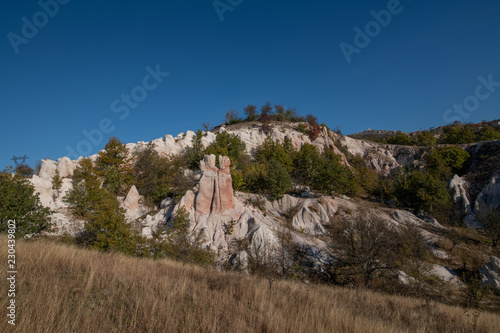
<box><xmin>447</xmin><ymin>175</ymin><xmax>472</xmax><ymax>215</ymax></box>
<box><xmin>474</xmin><ymin>176</ymin><xmax>500</xmax><ymax>214</ymax></box>
<box><xmin>39</xmin><ymin>159</ymin><xmax>57</xmax><ymax>180</ymax></box>
<box><xmin>480</xmin><ymin>256</ymin><xmax>500</xmax><ymax>290</ymax></box>
<box><xmin>195</xmin><ymin>155</ymin><xmax>235</xmax><ymax>216</ymax></box>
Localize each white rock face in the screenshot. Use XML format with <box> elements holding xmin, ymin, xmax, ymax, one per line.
<box><xmin>475</xmin><ymin>176</ymin><xmax>500</xmax><ymax>213</ymax></box>
<box><xmin>448</xmin><ymin>174</ymin><xmax>472</xmax><ymax>215</ymax></box>
<box><xmin>29</xmin><ymin>175</ymin><xmax>84</xmax><ymax>235</ymax></box>
<box><xmin>480</xmin><ymin>256</ymin><xmax>500</xmax><ymax>290</ymax></box>
<box><xmin>39</xmin><ymin>159</ymin><xmax>57</xmax><ymax>180</ymax></box>
<box><xmin>428</xmin><ymin>265</ymin><xmax>464</xmax><ymax>287</ymax></box>
<box><xmin>56</xmin><ymin>157</ymin><xmax>77</xmax><ymax>178</ymax></box>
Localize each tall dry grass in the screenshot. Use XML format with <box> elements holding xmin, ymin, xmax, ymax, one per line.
<box><xmin>1</xmin><ymin>236</ymin><xmax>500</xmax><ymax>333</ymax></box>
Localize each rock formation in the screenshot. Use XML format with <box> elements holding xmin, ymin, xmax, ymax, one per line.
<box><xmin>474</xmin><ymin>176</ymin><xmax>500</xmax><ymax>213</ymax></box>
<box><xmin>480</xmin><ymin>256</ymin><xmax>500</xmax><ymax>290</ymax></box>
<box><xmin>123</xmin><ymin>185</ymin><xmax>140</xmax><ymax>210</ymax></box>
<box><xmin>448</xmin><ymin>174</ymin><xmax>472</xmax><ymax>215</ymax></box>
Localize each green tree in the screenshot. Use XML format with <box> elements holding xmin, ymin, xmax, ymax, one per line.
<box><xmin>265</xmin><ymin>159</ymin><xmax>291</xmax><ymax>200</ymax></box>
<box><xmin>314</xmin><ymin>149</ymin><xmax>356</xmax><ymax>196</ymax></box>
<box><xmin>158</xmin><ymin>207</ymin><xmax>214</xmax><ymax>266</ymax></box>
<box><xmin>95</xmin><ymin>137</ymin><xmax>134</xmax><ymax>196</ymax></box>
<box><xmin>293</xmin><ymin>143</ymin><xmax>321</xmax><ymax>187</ymax></box>
<box><xmin>425</xmin><ymin>146</ymin><xmax>470</xmax><ymax>180</ymax></box>
<box><xmin>255</xmin><ymin>138</ymin><xmax>294</xmax><ymax>172</ymax></box>
<box><xmin>393</xmin><ymin>169</ymin><xmax>454</xmax><ymax>220</ymax></box>
<box><xmin>83</xmin><ymin>188</ymin><xmax>136</xmax><ymax>254</ymax></box>
<box><xmin>185</xmin><ymin>130</ymin><xmax>206</xmax><ymax>169</ymax></box>
<box><xmin>134</xmin><ymin>144</ymin><xmax>194</xmax><ymax>206</ymax></box>
<box><xmin>205</xmin><ymin>132</ymin><xmax>248</xmax><ymax>169</ymax></box>
<box><xmin>476</xmin><ymin>127</ymin><xmax>500</xmax><ymax>141</ymax></box>
<box><xmin>386</xmin><ymin>132</ymin><xmax>414</xmax><ymax>145</ymax></box>
<box><xmin>0</xmin><ymin>167</ymin><xmax>53</xmax><ymax>236</ymax></box>
<box><xmin>244</xmin><ymin>104</ymin><xmax>258</xmax><ymax>122</ymax></box>
<box><xmin>52</xmin><ymin>169</ymin><xmax>63</xmax><ymax>191</ymax></box>
<box><xmin>442</xmin><ymin>125</ymin><xmax>475</xmax><ymax>144</ymax></box>
<box><xmin>329</xmin><ymin>211</ymin><xmax>400</xmax><ymax>288</ymax></box>
<box><xmin>65</xmin><ymin>158</ymin><xmax>103</xmax><ymax>218</ymax></box>
<box><xmin>414</xmin><ymin>130</ymin><xmax>437</xmax><ymax>146</ymax></box>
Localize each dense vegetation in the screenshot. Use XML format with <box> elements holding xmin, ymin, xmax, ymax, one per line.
<box><xmin>352</xmin><ymin>121</ymin><xmax>500</xmax><ymax>146</ymax></box>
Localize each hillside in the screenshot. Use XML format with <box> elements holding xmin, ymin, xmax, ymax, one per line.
<box><xmin>1</xmin><ymin>236</ymin><xmax>500</xmax><ymax>333</ymax></box>
<box><xmin>2</xmin><ymin>116</ymin><xmax>500</xmax><ymax>328</ymax></box>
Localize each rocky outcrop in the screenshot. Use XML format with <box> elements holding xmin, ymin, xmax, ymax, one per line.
<box><xmin>474</xmin><ymin>176</ymin><xmax>500</xmax><ymax>214</ymax></box>
<box><xmin>448</xmin><ymin>175</ymin><xmax>472</xmax><ymax>215</ymax></box>
<box><xmin>123</xmin><ymin>185</ymin><xmax>141</xmax><ymax>210</ymax></box>
<box><xmin>38</xmin><ymin>157</ymin><xmax>77</xmax><ymax>180</ymax></box>
<box><xmin>480</xmin><ymin>256</ymin><xmax>500</xmax><ymax>290</ymax></box>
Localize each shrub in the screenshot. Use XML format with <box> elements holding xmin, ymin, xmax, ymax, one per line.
<box><xmin>0</xmin><ymin>168</ymin><xmax>53</xmax><ymax>237</ymax></box>
<box><xmin>154</xmin><ymin>207</ymin><xmax>214</xmax><ymax>266</ymax></box>
<box><xmin>386</xmin><ymin>132</ymin><xmax>414</xmax><ymax>146</ymax></box>
<box><xmin>15</xmin><ymin>164</ymin><xmax>35</xmax><ymax>178</ymax></box>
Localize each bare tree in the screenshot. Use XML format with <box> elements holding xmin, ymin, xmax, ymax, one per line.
<box><xmin>328</xmin><ymin>211</ymin><xmax>399</xmax><ymax>288</ymax></box>
<box><xmin>244</xmin><ymin>105</ymin><xmax>258</xmax><ymax>122</ymax></box>
<box><xmin>225</xmin><ymin>109</ymin><xmax>240</xmax><ymax>124</ymax></box>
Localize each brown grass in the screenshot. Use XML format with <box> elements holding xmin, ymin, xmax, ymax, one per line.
<box><xmin>1</xmin><ymin>236</ymin><xmax>500</xmax><ymax>333</ymax></box>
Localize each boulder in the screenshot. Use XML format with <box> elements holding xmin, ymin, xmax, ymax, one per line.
<box><xmin>123</xmin><ymin>185</ymin><xmax>140</xmax><ymax>210</ymax></box>
<box><xmin>479</xmin><ymin>256</ymin><xmax>500</xmax><ymax>290</ymax></box>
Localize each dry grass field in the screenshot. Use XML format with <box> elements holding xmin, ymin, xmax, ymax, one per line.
<box><xmin>1</xmin><ymin>236</ymin><xmax>500</xmax><ymax>333</ymax></box>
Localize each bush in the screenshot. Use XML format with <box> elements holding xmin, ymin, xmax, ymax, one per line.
<box><xmin>149</xmin><ymin>207</ymin><xmax>214</xmax><ymax>266</ymax></box>
<box><xmin>386</xmin><ymin>132</ymin><xmax>414</xmax><ymax>146</ymax></box>
<box><xmin>0</xmin><ymin>167</ymin><xmax>53</xmax><ymax>236</ymax></box>
<box><xmin>15</xmin><ymin>164</ymin><xmax>35</xmax><ymax>178</ymax></box>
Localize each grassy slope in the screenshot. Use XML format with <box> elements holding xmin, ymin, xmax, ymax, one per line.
<box><xmin>1</xmin><ymin>236</ymin><xmax>500</xmax><ymax>333</ymax></box>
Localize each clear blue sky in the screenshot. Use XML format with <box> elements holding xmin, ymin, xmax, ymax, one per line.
<box><xmin>1</xmin><ymin>0</ymin><xmax>499</xmax><ymax>169</ymax></box>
